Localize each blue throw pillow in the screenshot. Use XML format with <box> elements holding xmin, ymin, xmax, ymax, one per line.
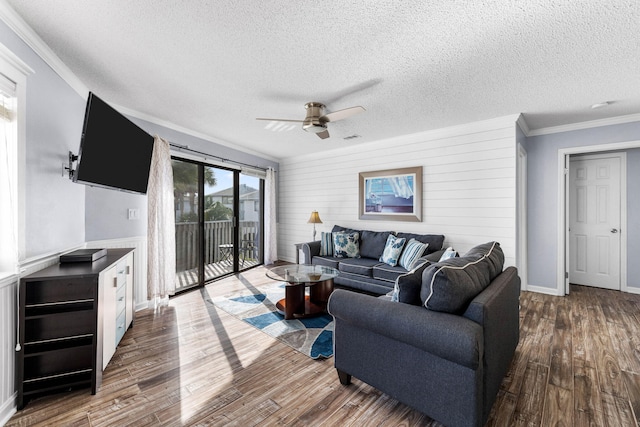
<box><xmin>439</xmin><ymin>247</ymin><xmax>457</xmax><ymax>261</ymax></box>
<box><xmin>398</xmin><ymin>238</ymin><xmax>428</xmax><ymax>270</ymax></box>
<box><xmin>319</xmin><ymin>232</ymin><xmax>334</xmax><ymax>256</ymax></box>
<box><xmin>379</xmin><ymin>235</ymin><xmax>406</xmax><ymax>266</ymax></box>
<box><xmin>333</xmin><ymin>232</ymin><xmax>360</xmax><ymax>258</ymax></box>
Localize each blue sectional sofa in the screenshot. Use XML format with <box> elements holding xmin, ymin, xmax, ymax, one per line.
<box><xmin>300</xmin><ymin>225</ymin><xmax>446</xmax><ymax>295</ymax></box>
<box><xmin>327</xmin><ymin>241</ymin><xmax>521</xmax><ymax>427</ymax></box>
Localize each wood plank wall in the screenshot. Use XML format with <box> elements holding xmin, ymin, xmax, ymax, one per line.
<box><xmin>278</xmin><ymin>115</ymin><xmax>519</xmax><ymax>265</ymax></box>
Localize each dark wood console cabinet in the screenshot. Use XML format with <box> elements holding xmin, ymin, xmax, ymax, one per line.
<box><xmin>16</xmin><ymin>248</ymin><xmax>134</xmax><ymax>409</ymax></box>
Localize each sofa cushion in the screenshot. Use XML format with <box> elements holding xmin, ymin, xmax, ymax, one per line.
<box><xmin>338</xmin><ymin>257</ymin><xmax>380</xmax><ymax>277</ymax></box>
<box><xmin>396</xmin><ymin>232</ymin><xmax>444</xmax><ymax>255</ymax></box>
<box><xmin>391</xmin><ymin>260</ymin><xmax>432</xmax><ymax>305</ymax></box>
<box><xmin>319</xmin><ymin>231</ymin><xmax>334</xmax><ymax>256</ymax></box>
<box><xmin>372</xmin><ymin>263</ymin><xmax>408</xmax><ymax>283</ymax></box>
<box><xmin>359</xmin><ymin>230</ymin><xmax>393</xmax><ymax>259</ymax></box>
<box><xmin>398</xmin><ymin>238</ymin><xmax>428</xmax><ymax>270</ymax></box>
<box><xmin>421</xmin><ymin>241</ymin><xmax>504</xmax><ymax>314</ymax></box>
<box><xmin>312</xmin><ymin>255</ymin><xmax>340</xmax><ymax>269</ymax></box>
<box><xmin>334</xmin><ymin>232</ymin><xmax>360</xmax><ymax>258</ymax></box>
<box><xmin>379</xmin><ymin>235</ymin><xmax>406</xmax><ymax>266</ymax></box>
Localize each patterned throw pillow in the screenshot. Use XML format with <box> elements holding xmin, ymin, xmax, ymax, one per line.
<box><xmin>379</xmin><ymin>235</ymin><xmax>407</xmax><ymax>266</ymax></box>
<box><xmin>398</xmin><ymin>238</ymin><xmax>428</xmax><ymax>270</ymax></box>
<box><xmin>319</xmin><ymin>232</ymin><xmax>334</xmax><ymax>256</ymax></box>
<box><xmin>439</xmin><ymin>247</ymin><xmax>457</xmax><ymax>261</ymax></box>
<box><xmin>333</xmin><ymin>232</ymin><xmax>360</xmax><ymax>258</ymax></box>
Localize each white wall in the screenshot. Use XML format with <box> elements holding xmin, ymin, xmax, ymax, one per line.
<box><xmin>277</xmin><ymin>115</ymin><xmax>520</xmax><ymax>267</ymax></box>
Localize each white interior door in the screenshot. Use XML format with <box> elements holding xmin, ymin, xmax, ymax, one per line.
<box><xmin>569</xmin><ymin>155</ymin><xmax>621</xmax><ymax>290</ymax></box>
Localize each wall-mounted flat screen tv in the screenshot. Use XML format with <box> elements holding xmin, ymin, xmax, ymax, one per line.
<box><xmin>73</xmin><ymin>92</ymin><xmax>154</xmax><ymax>194</ymax></box>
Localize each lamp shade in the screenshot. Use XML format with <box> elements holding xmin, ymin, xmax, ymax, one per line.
<box><xmin>307</xmin><ymin>211</ymin><xmax>323</xmax><ymax>224</ymax></box>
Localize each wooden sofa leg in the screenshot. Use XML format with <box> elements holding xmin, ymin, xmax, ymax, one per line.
<box><xmin>337</xmin><ymin>369</ymin><xmax>351</xmax><ymax>385</ymax></box>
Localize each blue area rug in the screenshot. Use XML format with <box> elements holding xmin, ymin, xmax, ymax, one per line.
<box><xmin>210</xmin><ymin>284</ymin><xmax>333</xmax><ymax>359</ymax></box>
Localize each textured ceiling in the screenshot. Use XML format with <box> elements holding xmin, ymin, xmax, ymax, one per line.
<box><xmin>5</xmin><ymin>0</ymin><xmax>640</xmax><ymax>160</ymax></box>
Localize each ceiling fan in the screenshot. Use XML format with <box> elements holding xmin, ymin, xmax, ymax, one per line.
<box><xmin>256</xmin><ymin>102</ymin><xmax>365</xmax><ymax>139</ymax></box>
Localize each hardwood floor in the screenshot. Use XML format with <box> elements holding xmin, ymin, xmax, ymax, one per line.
<box><xmin>7</xmin><ymin>267</ymin><xmax>640</xmax><ymax>426</ymax></box>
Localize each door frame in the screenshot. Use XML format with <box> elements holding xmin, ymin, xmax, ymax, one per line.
<box><xmin>517</xmin><ymin>143</ymin><xmax>528</xmax><ymax>291</ymax></box>
<box><xmin>567</xmin><ymin>152</ymin><xmax>625</xmax><ymax>292</ymax></box>
<box><xmin>556</xmin><ymin>141</ymin><xmax>637</xmax><ymax>295</ymax></box>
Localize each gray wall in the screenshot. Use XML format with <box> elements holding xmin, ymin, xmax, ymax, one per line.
<box><xmin>526</xmin><ymin>121</ymin><xmax>640</xmax><ymax>291</ymax></box>
<box><xmin>84</xmin><ymin>117</ymin><xmax>279</xmax><ymax>241</ymax></box>
<box><xmin>0</xmin><ymin>20</ymin><xmax>86</xmax><ymax>259</ymax></box>
<box><xmin>627</xmin><ymin>148</ymin><xmax>640</xmax><ymax>289</ymax></box>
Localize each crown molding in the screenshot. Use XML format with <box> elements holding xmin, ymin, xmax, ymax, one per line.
<box><xmin>113</xmin><ymin>102</ymin><xmax>280</xmax><ymax>163</ymax></box>
<box><xmin>526</xmin><ymin>113</ymin><xmax>640</xmax><ymax>137</ymax></box>
<box><xmin>0</xmin><ymin>0</ymin><xmax>88</xmax><ymax>96</ymax></box>
<box><xmin>516</xmin><ymin>114</ymin><xmax>530</xmax><ymax>136</ymax></box>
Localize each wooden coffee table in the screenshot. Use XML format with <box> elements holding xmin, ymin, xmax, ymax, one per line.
<box><xmin>266</xmin><ymin>264</ymin><xmax>339</xmax><ymax>320</ymax></box>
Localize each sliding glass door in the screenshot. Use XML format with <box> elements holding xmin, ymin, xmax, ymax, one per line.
<box><xmin>173</xmin><ymin>159</ymin><xmax>201</xmax><ymax>291</ymax></box>
<box><xmin>173</xmin><ymin>158</ymin><xmax>263</xmax><ymax>292</ymax></box>
<box><xmin>239</xmin><ymin>173</ymin><xmax>263</xmax><ymax>268</ymax></box>
<box><xmin>203</xmin><ymin>165</ymin><xmax>235</xmax><ymax>281</ymax></box>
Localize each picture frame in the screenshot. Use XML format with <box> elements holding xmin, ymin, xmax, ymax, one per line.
<box><xmin>359</xmin><ymin>166</ymin><xmax>422</xmax><ymax>222</ymax></box>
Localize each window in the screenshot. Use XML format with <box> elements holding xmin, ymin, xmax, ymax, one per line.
<box><xmin>0</xmin><ymin>44</ymin><xmax>32</xmax><ymax>278</ymax></box>
<box><xmin>0</xmin><ymin>73</ymin><xmax>18</xmax><ymax>277</ymax></box>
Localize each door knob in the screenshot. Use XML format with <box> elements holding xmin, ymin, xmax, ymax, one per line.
<box><xmin>611</xmin><ymin>228</ymin><xmax>618</xmax><ymax>233</ymax></box>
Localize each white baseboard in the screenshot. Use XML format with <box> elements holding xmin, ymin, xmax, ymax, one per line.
<box><xmin>525</xmin><ymin>284</ymin><xmax>564</xmax><ymax>296</ymax></box>
<box><xmin>0</xmin><ymin>391</ymin><xmax>16</xmax><ymax>427</ymax></box>
<box><xmin>624</xmin><ymin>286</ymin><xmax>640</xmax><ymax>295</ymax></box>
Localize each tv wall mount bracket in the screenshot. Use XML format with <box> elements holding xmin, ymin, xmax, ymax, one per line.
<box><xmin>64</xmin><ymin>151</ymin><xmax>78</xmax><ymax>180</ymax></box>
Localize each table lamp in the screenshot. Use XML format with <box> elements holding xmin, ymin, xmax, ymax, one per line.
<box><xmin>307</xmin><ymin>211</ymin><xmax>323</xmax><ymax>240</ymax></box>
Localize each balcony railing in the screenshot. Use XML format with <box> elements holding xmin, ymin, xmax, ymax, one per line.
<box><xmin>175</xmin><ymin>220</ymin><xmax>260</xmax><ymax>273</ymax></box>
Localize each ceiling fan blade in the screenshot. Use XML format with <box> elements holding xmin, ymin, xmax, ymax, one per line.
<box><xmin>321</xmin><ymin>106</ymin><xmax>365</xmax><ymax>122</ymax></box>
<box><xmin>316</xmin><ymin>130</ymin><xmax>330</xmax><ymax>139</ymax></box>
<box><xmin>256</xmin><ymin>118</ymin><xmax>304</xmax><ymax>122</ymax></box>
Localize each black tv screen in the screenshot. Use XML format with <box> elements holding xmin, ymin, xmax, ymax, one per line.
<box><xmin>74</xmin><ymin>92</ymin><xmax>154</xmax><ymax>194</ymax></box>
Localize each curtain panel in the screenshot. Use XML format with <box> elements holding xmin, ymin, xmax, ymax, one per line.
<box><xmin>147</xmin><ymin>135</ymin><xmax>176</xmax><ymax>305</ymax></box>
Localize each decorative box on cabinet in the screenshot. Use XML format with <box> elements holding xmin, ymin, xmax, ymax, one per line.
<box><xmin>16</xmin><ymin>248</ymin><xmax>135</xmax><ymax>409</ymax></box>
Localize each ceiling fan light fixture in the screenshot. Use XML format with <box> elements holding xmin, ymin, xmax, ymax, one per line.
<box><xmin>302</xmin><ymin>121</ymin><xmax>328</xmax><ymax>133</ymax></box>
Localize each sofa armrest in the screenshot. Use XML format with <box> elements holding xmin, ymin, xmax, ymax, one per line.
<box><xmin>300</xmin><ymin>241</ymin><xmax>321</xmax><ymax>264</ymax></box>
<box><xmin>328</xmin><ymin>289</ymin><xmax>482</xmax><ymax>369</ymax></box>
<box><xmin>462</xmin><ymin>266</ymin><xmax>520</xmax><ymax>422</ymax></box>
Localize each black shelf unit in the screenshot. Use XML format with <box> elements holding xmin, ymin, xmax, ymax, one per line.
<box><xmin>16</xmin><ymin>248</ymin><xmax>133</xmax><ymax>409</ymax></box>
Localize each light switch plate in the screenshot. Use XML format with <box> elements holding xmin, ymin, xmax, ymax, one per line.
<box><xmin>127</xmin><ymin>208</ymin><xmax>139</xmax><ymax>220</ymax></box>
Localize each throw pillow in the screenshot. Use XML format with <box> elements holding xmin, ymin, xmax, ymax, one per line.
<box><xmin>379</xmin><ymin>234</ymin><xmax>406</xmax><ymax>266</ymax></box>
<box><xmin>396</xmin><ymin>232</ymin><xmax>445</xmax><ymax>255</ymax></box>
<box><xmin>421</xmin><ymin>241</ymin><xmax>505</xmax><ymax>313</ymax></box>
<box><xmin>333</xmin><ymin>232</ymin><xmax>360</xmax><ymax>258</ymax></box>
<box><xmin>319</xmin><ymin>232</ymin><xmax>334</xmax><ymax>256</ymax></box>
<box><xmin>398</xmin><ymin>238</ymin><xmax>428</xmax><ymax>270</ymax></box>
<box><xmin>359</xmin><ymin>230</ymin><xmax>392</xmax><ymax>259</ymax></box>
<box><xmin>439</xmin><ymin>247</ymin><xmax>457</xmax><ymax>261</ymax></box>
<box><xmin>391</xmin><ymin>259</ymin><xmax>431</xmax><ymax>305</ymax></box>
